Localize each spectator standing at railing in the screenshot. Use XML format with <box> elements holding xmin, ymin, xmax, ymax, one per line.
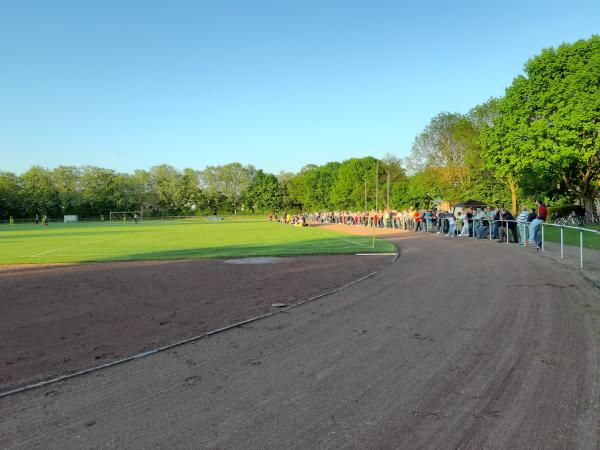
<box><xmin>447</xmin><ymin>214</ymin><xmax>456</xmax><ymax>236</ymax></box>
<box><xmin>527</xmin><ymin>207</ymin><xmax>537</xmax><ymax>223</ymax></box>
<box><xmin>414</xmin><ymin>210</ymin><xmax>422</xmax><ymax>231</ymax></box>
<box><xmin>458</xmin><ymin>212</ymin><xmax>470</xmax><ymax>236</ymax></box>
<box><xmin>465</xmin><ymin>207</ymin><xmax>474</xmax><ymax>237</ymax></box>
<box><xmin>479</xmin><ymin>213</ymin><xmax>490</xmax><ymax>238</ymax></box>
<box><xmin>498</xmin><ymin>208</ymin><xmax>518</xmax><ymax>243</ymax></box>
<box><xmin>517</xmin><ymin>206</ymin><xmax>529</xmax><ymax>246</ymax></box>
<box><xmin>529</xmin><ymin>200</ymin><xmax>547</xmax><ymax>250</ymax></box>
<box><xmin>432</xmin><ymin>210</ymin><xmax>439</xmax><ymax>232</ymax></box>
<box><xmin>425</xmin><ymin>210</ymin><xmax>432</xmax><ymax>232</ymax></box>
<box><xmin>491</xmin><ymin>208</ymin><xmax>500</xmax><ymax>239</ymax></box>
<box><xmin>473</xmin><ymin>208</ymin><xmax>484</xmax><ymax>237</ymax></box>
<box><xmin>496</xmin><ymin>209</ymin><xmax>506</xmax><ymax>242</ymax></box>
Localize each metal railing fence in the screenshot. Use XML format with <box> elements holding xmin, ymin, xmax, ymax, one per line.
<box><xmin>430</xmin><ymin>217</ymin><xmax>597</xmax><ymax>269</ymax></box>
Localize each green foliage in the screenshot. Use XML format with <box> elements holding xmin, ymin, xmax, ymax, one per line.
<box><xmin>405</xmin><ymin>111</ymin><xmax>485</xmax><ymax>203</ymax></box>
<box><xmin>0</xmin><ymin>172</ymin><xmax>23</xmax><ymax>218</ymax></box>
<box><xmin>20</xmin><ymin>166</ymin><xmax>60</xmax><ymax>216</ymax></box>
<box><xmin>293</xmin><ymin>162</ymin><xmax>340</xmax><ymax>210</ymax></box>
<box><xmin>199</xmin><ymin>163</ymin><xmax>255</xmax><ymax>214</ymax></box>
<box><xmin>245</xmin><ymin>170</ymin><xmax>286</xmax><ymax>213</ymax></box>
<box><xmin>481</xmin><ymin>35</ymin><xmax>600</xmax><ymax>212</ymax></box>
<box><xmin>330</xmin><ymin>157</ymin><xmax>381</xmax><ymax>210</ymax></box>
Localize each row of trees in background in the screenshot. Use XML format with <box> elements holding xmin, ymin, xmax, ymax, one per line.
<box><xmin>0</xmin><ymin>158</ymin><xmax>405</xmax><ymax>219</ymax></box>
<box><xmin>0</xmin><ymin>163</ymin><xmax>258</xmax><ymax>218</ymax></box>
<box><xmin>1</xmin><ymin>36</ymin><xmax>598</xmax><ymax>219</ymax></box>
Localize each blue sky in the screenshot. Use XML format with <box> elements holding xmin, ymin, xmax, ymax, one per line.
<box><xmin>1</xmin><ymin>0</ymin><xmax>598</xmax><ymax>175</ymax></box>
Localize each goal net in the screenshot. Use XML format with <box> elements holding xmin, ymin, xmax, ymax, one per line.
<box><xmin>109</xmin><ymin>211</ymin><xmax>140</xmax><ymax>222</ymax></box>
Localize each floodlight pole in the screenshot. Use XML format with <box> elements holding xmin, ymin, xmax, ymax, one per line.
<box><xmin>375</xmin><ymin>162</ymin><xmax>378</xmax><ymax>211</ymax></box>
<box><xmin>387</xmin><ymin>170</ymin><xmax>390</xmax><ymax>210</ymax></box>
<box><xmin>364</xmin><ymin>178</ymin><xmax>367</xmax><ymax>211</ymax></box>
<box><xmin>373</xmin><ymin>162</ymin><xmax>379</xmax><ymax>248</ymax></box>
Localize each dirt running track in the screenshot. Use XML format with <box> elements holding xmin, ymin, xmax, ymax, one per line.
<box><xmin>2</xmin><ymin>231</ymin><xmax>600</xmax><ymax>449</ymax></box>
<box><xmin>0</xmin><ymin>255</ymin><xmax>387</xmax><ymax>393</ymax></box>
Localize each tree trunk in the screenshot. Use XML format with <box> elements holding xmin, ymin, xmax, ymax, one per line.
<box><xmin>507</xmin><ymin>179</ymin><xmax>518</xmax><ymax>215</ymax></box>
<box><xmin>583</xmin><ymin>195</ymin><xmax>595</xmax><ymax>215</ymax></box>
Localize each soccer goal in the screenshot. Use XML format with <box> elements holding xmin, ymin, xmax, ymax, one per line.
<box><xmin>109</xmin><ymin>211</ymin><xmax>140</xmax><ymax>222</ymax></box>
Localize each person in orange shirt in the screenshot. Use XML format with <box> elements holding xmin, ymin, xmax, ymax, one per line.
<box><xmin>413</xmin><ymin>210</ymin><xmax>421</xmax><ymax>231</ymax></box>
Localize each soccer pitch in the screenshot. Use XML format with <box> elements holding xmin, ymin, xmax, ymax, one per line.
<box><xmin>0</xmin><ymin>218</ymin><xmax>396</xmax><ymax>264</ymax></box>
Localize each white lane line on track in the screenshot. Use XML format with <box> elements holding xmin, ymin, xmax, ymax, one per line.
<box><xmin>0</xmin><ymin>270</ymin><xmax>379</xmax><ymax>399</ymax></box>
<box><xmin>356</xmin><ymin>253</ymin><xmax>397</xmax><ymax>256</ymax></box>
<box><xmin>30</xmin><ymin>238</ymin><xmax>114</xmax><ymax>258</ymax></box>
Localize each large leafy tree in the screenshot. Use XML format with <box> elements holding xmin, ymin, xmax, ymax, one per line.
<box><xmin>0</xmin><ymin>172</ymin><xmax>23</xmax><ymax>218</ymax></box>
<box><xmin>149</xmin><ymin>165</ymin><xmax>186</xmax><ymax>214</ymax></box>
<box><xmin>482</xmin><ymin>36</ymin><xmax>600</xmax><ymax>213</ymax></box>
<box><xmin>129</xmin><ymin>169</ymin><xmax>155</xmax><ymax>214</ymax></box>
<box><xmin>293</xmin><ymin>162</ymin><xmax>340</xmax><ymax>210</ymax></box>
<box><xmin>79</xmin><ymin>167</ymin><xmax>120</xmax><ymax>215</ymax></box>
<box><xmin>330</xmin><ymin>157</ymin><xmax>380</xmax><ymax>210</ymax></box>
<box><xmin>51</xmin><ymin>166</ymin><xmax>82</xmax><ymax>215</ymax></box>
<box><xmin>20</xmin><ymin>166</ymin><xmax>60</xmax><ymax>216</ymax></box>
<box><xmin>199</xmin><ymin>163</ymin><xmax>255</xmax><ymax>214</ymax></box>
<box><xmin>381</xmin><ymin>153</ymin><xmax>408</xmax><ymax>209</ymax></box>
<box><xmin>405</xmin><ymin>112</ymin><xmax>481</xmax><ymax>204</ymax></box>
<box><xmin>245</xmin><ymin>170</ymin><xmax>285</xmax><ymax>213</ymax></box>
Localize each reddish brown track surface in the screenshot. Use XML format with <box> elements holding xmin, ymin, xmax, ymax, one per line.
<box><xmin>0</xmin><ymin>255</ymin><xmax>388</xmax><ymax>393</ymax></box>
<box><xmin>1</xmin><ymin>230</ymin><xmax>599</xmax><ymax>449</ymax></box>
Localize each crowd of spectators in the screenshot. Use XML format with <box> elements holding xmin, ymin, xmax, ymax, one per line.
<box><xmin>271</xmin><ymin>199</ymin><xmax>552</xmax><ymax>249</ymax></box>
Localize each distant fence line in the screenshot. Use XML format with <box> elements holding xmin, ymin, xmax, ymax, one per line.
<box><xmin>0</xmin><ymin>215</ymin><xmax>224</xmax><ymax>225</ymax></box>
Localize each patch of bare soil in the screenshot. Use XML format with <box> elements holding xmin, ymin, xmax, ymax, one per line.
<box><xmin>0</xmin><ymin>255</ymin><xmax>390</xmax><ymax>392</ymax></box>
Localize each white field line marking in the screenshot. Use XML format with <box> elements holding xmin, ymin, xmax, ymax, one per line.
<box><xmin>356</xmin><ymin>253</ymin><xmax>396</xmax><ymax>256</ymax></box>
<box><xmin>30</xmin><ymin>238</ymin><xmax>114</xmax><ymax>258</ymax></box>
<box><xmin>306</xmin><ymin>227</ymin><xmax>372</xmax><ymax>248</ymax></box>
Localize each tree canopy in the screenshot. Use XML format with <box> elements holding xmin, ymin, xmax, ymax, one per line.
<box><xmin>481</xmin><ymin>36</ymin><xmax>600</xmax><ymax>212</ymax></box>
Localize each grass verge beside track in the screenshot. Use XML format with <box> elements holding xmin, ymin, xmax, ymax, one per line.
<box><xmin>0</xmin><ymin>218</ymin><xmax>396</xmax><ymax>264</ymax></box>
<box><xmin>542</xmin><ymin>225</ymin><xmax>600</xmax><ymax>250</ymax></box>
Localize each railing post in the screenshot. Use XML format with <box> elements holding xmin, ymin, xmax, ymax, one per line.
<box><xmin>560</xmin><ymin>227</ymin><xmax>564</xmax><ymax>259</ymax></box>
<box><xmin>580</xmin><ymin>230</ymin><xmax>584</xmax><ymax>268</ymax></box>
<box><xmin>541</xmin><ymin>224</ymin><xmax>545</xmax><ymax>252</ymax></box>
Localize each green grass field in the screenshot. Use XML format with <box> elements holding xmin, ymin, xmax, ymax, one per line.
<box><xmin>0</xmin><ymin>217</ymin><xmax>396</xmax><ymax>264</ymax></box>
<box><xmin>508</xmin><ymin>223</ymin><xmax>600</xmax><ymax>250</ymax></box>
<box><xmin>542</xmin><ymin>224</ymin><xmax>600</xmax><ymax>251</ymax></box>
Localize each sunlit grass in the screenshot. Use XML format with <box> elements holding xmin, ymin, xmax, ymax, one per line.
<box><xmin>0</xmin><ymin>218</ymin><xmax>396</xmax><ymax>264</ymax></box>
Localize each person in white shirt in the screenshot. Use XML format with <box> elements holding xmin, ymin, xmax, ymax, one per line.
<box><xmin>447</xmin><ymin>214</ymin><xmax>456</xmax><ymax>236</ymax></box>
<box><xmin>517</xmin><ymin>206</ymin><xmax>529</xmax><ymax>246</ymax></box>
